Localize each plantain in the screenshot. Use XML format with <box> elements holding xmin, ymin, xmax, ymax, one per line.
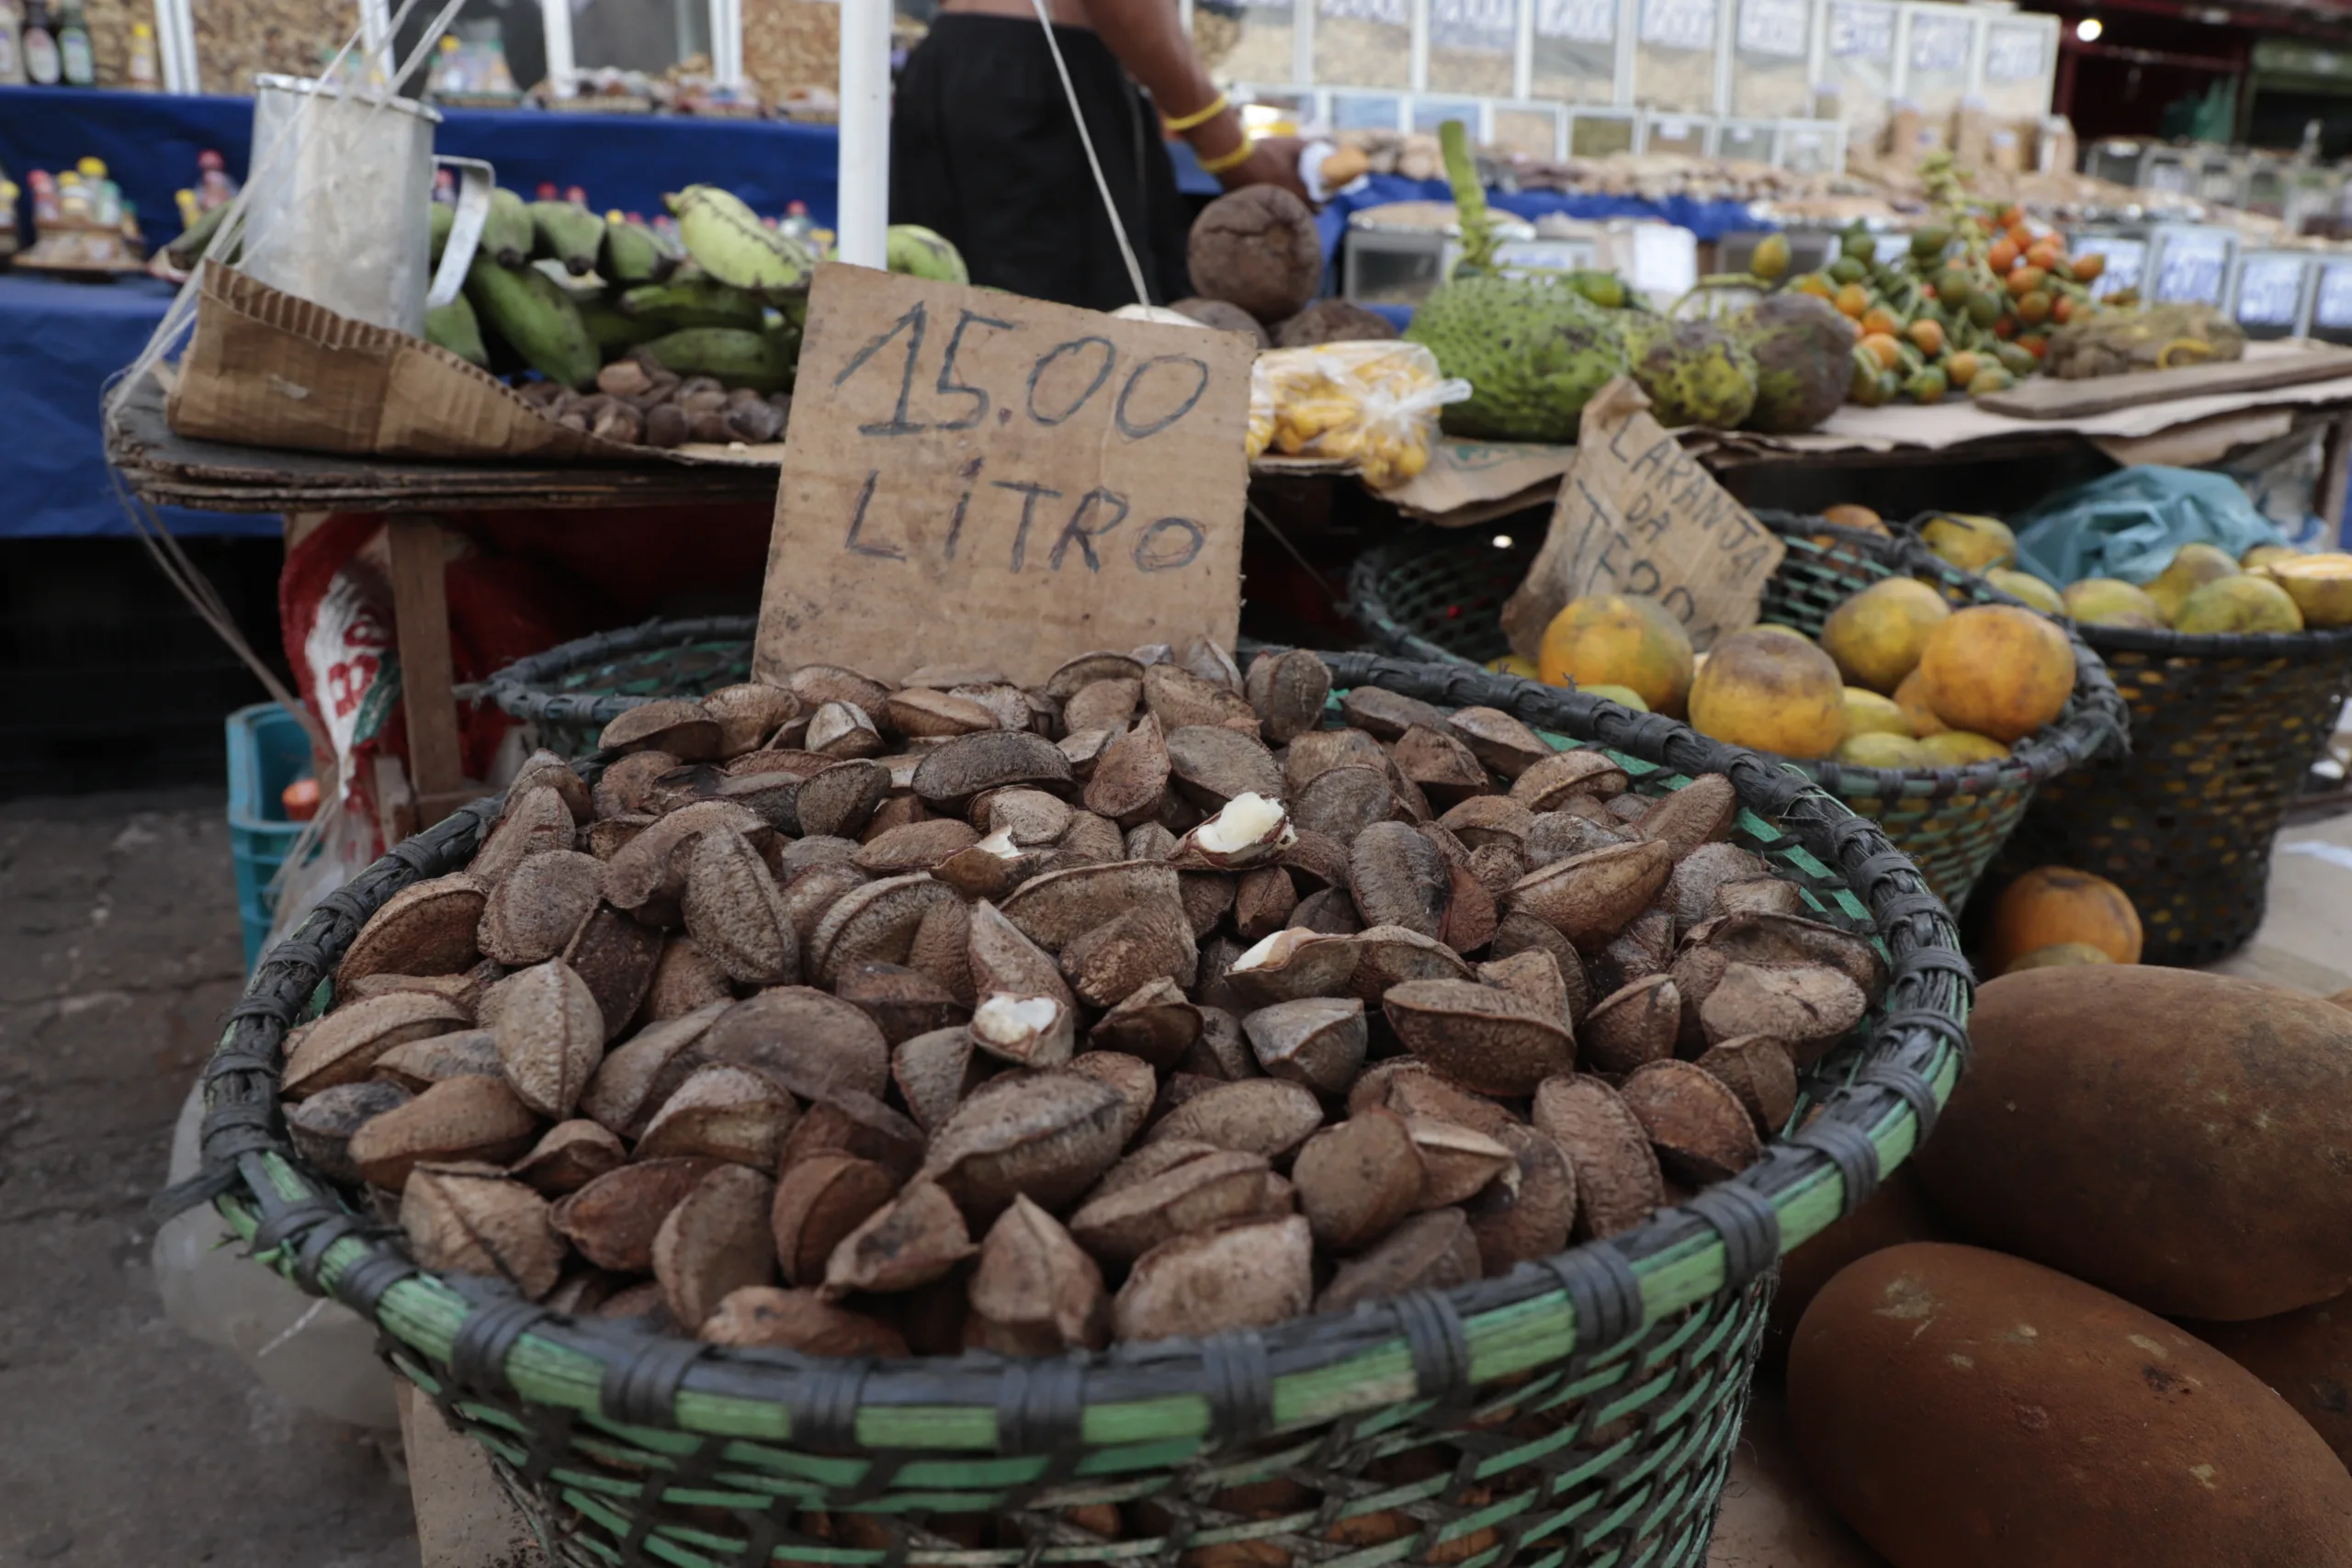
<box><xmin>638</xmin><ymin>326</ymin><xmax>796</xmax><ymax>392</ymax></box>
<box><xmin>483</xmin><ymin>187</ymin><xmax>533</xmax><ymax>267</ymax></box>
<box><xmin>666</xmin><ymin>185</ymin><xmax>814</xmax><ymax>296</ymax></box>
<box><xmin>600</xmin><ymin>214</ymin><xmax>679</xmax><ymax>287</ymax></box>
<box><xmin>578</xmin><ymin>297</ymin><xmax>668</xmax><ymax>355</ymax></box>
<box><xmin>424</xmin><ymin>293</ymin><xmax>491</xmax><ymax>368</ymax></box>
<box><xmin>465</xmin><ymin>252</ymin><xmax>600</xmax><ymax>389</ymax></box>
<box><xmin>886</xmin><ymin>222</ymin><xmax>968</xmax><ymax>285</ymax></box>
<box><xmin>618</xmin><ymin>276</ymin><xmax>767</xmax><ymax>329</ymax></box>
<box><xmin>530</xmin><ymin>198</ymin><xmax>606</xmax><ymax>276</ymax></box>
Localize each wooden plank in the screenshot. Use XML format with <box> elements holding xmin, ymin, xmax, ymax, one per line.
<box><xmin>1975</xmin><ymin>345</ymin><xmax>2352</xmax><ymax>420</ymax></box>
<box><xmin>385</xmin><ymin>516</ymin><xmax>468</xmax><ymax>830</ymax></box>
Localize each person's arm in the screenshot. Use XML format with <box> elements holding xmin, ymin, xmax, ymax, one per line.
<box><xmin>1081</xmin><ymin>0</ymin><xmax>1309</xmax><ymax>199</ymax></box>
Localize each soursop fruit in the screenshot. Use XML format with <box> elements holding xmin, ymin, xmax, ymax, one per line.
<box><xmin>1734</xmin><ymin>292</ymin><xmax>1858</xmax><ymax>434</ymax></box>
<box><xmin>1407</xmin><ymin>276</ymin><xmax>1629</xmax><ymax>442</ymax></box>
<box><xmin>1625</xmin><ymin>317</ymin><xmax>1757</xmax><ymax>429</ymax></box>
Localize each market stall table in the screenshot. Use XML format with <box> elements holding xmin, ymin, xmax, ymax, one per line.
<box><xmin>107</xmin><ymin>374</ymin><xmax>780</xmax><ymax>832</ymax></box>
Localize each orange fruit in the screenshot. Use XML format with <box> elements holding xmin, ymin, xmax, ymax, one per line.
<box><xmin>1860</xmin><ymin>332</ymin><xmax>1902</xmax><ymax>369</ymax></box>
<box><xmin>1915</xmin><ymin>604</ymin><xmax>2075</xmax><ymax>743</ymax></box>
<box><xmin>1819</xmin><ymin>576</ymin><xmax>1953</xmax><ymax>694</ymax></box>
<box><xmin>1821</xmin><ymin>503</ymin><xmax>1887</xmax><ymax>534</ymax></box>
<box><xmin>1984</xmin><ymin>866</ymin><xmax>2143</xmax><ymax>974</ymax></box>
<box><xmin>1793</xmin><ymin>273</ymin><xmax>1835</xmax><ymax>299</ymax></box>
<box><xmin>1861</xmin><ymin>306</ymin><xmax>1902</xmax><ymax>337</ymax></box>
<box><xmin>1987</xmin><ymin>238</ymin><xmax>2018</xmax><ymax>273</ymax></box>
<box><xmin>1946</xmin><ymin>350</ymin><xmax>1981</xmax><ymax>386</ymax></box>
<box><xmin>1996</xmin><ymin>204</ymin><xmax>2024</xmax><ymax>230</ymax></box>
<box><xmin>1537</xmin><ymin>593</ymin><xmax>1696</xmax><ymax>716</ymax></box>
<box><xmin>2007</xmin><ymin>265</ymin><xmax>2047</xmax><ymax>298</ymax></box>
<box><xmin>1834</xmin><ymin>283</ymin><xmax>1871</xmax><ymax>319</ymax></box>
<box><xmin>1687</xmin><ymin>627</ymin><xmax>1849</xmax><ymax>760</ymax></box>
<box><xmin>1906</xmin><ymin>319</ymin><xmax>1945</xmax><ymax>356</ymax></box>
<box><xmin>2051</xmin><ymin>294</ymin><xmax>2075</xmax><ymax>324</ymax></box>
<box><xmin>1893</xmin><ymin>666</ymin><xmax>1948</xmax><ymax>738</ymax></box>
<box><xmin>2016</xmin><ymin>289</ymin><xmax>2052</xmax><ymax>324</ymax></box>
<box><xmin>2026</xmin><ymin>242</ymin><xmax>2063</xmax><ymax>272</ymax></box>
<box><xmin>2006</xmin><ymin>222</ymin><xmax>2034</xmax><ymax>250</ymax></box>
<box><xmin>2071</xmin><ymin>252</ymin><xmax>2105</xmax><ymax>283</ymax></box>
<box><xmin>2019</xmin><ymin>333</ymin><xmax>2048</xmax><ymax>359</ymax></box>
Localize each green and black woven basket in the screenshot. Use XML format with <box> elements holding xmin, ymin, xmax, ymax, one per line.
<box><xmin>1349</xmin><ymin>518</ymin><xmax>2129</xmax><ymax>914</ymax></box>
<box><xmin>1994</xmin><ymin>611</ymin><xmax>2352</xmax><ymax>966</ymax></box>
<box><xmin>179</xmin><ymin>647</ymin><xmax>1968</xmax><ymax>1568</ymax></box>
<box><xmin>480</xmin><ymin>615</ymin><xmax>761</xmax><ymax>757</ymax></box>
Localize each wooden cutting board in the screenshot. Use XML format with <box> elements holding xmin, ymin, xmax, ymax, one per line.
<box><xmin>1974</xmin><ymin>344</ymin><xmax>2352</xmax><ymax>420</ymax></box>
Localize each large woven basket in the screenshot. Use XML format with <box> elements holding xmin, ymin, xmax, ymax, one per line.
<box><xmin>181</xmin><ymin>651</ymin><xmax>1967</xmax><ymax>1568</ymax></box>
<box><xmin>1349</xmin><ymin>520</ymin><xmax>2128</xmax><ymax>913</ymax></box>
<box><xmin>481</xmin><ymin>615</ymin><xmax>761</xmax><ymax>757</ymax></box>
<box><xmin>1996</xmin><ymin>614</ymin><xmax>2352</xmax><ymax>965</ymax></box>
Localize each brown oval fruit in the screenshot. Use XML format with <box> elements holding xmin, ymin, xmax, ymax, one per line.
<box><xmin>1315</xmin><ymin>1208</ymin><xmax>1481</xmax><ymax>1314</ymax></box>
<box><xmin>1698</xmin><ymin>962</ymin><xmax>1865</xmax><ymax>1061</ymax></box>
<box><xmin>549</xmin><ymin>1156</ymin><xmax>720</xmax><ymax>1272</ymax></box>
<box><xmin>1579</xmin><ymin>976</ymin><xmax>1679</xmax><ymax>1077</ymax></box>
<box><xmin>1288</xmin><ymin>1111</ymin><xmax>1423</xmax><ymax>1254</ymax></box>
<box><xmin>922</xmin><ymin>1071</ymin><xmax>1130</xmax><ymax>1218</ymax></box>
<box><xmin>339</xmin><ymin>874</ymin><xmax>488</xmax><ymax>986</ymax></box>
<box><xmin>1506</xmin><ymin>839</ymin><xmax>1674</xmax><ymax>950</ymax></box>
<box><xmin>822</xmin><ymin>1179</ymin><xmax>976</xmax><ymax>1297</ymax></box>
<box><xmin>770</xmin><ymin>1153</ymin><xmax>898</xmax><ymax>1286</ymax></box>
<box><xmin>492</xmin><ymin>958</ymin><xmax>605</xmax><ymax>1120</ymax></box>
<box><xmin>507</xmin><ymin>1118</ymin><xmax>627</xmax><ymax>1196</ymax></box>
<box><xmin>1068</xmin><ymin>1146</ymin><xmax>1285</xmax><ymax>1265</ymax></box>
<box><xmin>1619</xmin><ymin>1058</ymin><xmax>1762</xmax><ymax>1185</ymax></box>
<box><xmin>478</xmin><ymin>850</ymin><xmax>605</xmax><ymax>966</ymax></box>
<box><xmin>1242</xmin><ymin>997</ymin><xmax>1368</xmax><ymax>1092</ymax></box>
<box><xmin>1694</xmin><ymin>1034</ymin><xmax>1798</xmax><ymax>1135</ymax></box>
<box><xmin>348</xmin><ymin>1074</ymin><xmax>539</xmax><ymax>1190</ymax></box>
<box><xmin>653</xmin><ymin>1164</ymin><xmax>779</xmax><ymax>1330</ymax></box>
<box><xmin>1790</xmin><ymin>1244</ymin><xmax>2352</xmax><ymax>1568</ymax></box>
<box><xmin>698</xmin><ymin>1286</ymin><xmax>909</xmax><ymax>1357</ymax></box>
<box><xmin>285</xmin><ymin>991</ymin><xmax>472</xmax><ymax>1098</ymax></box>
<box><xmin>401</xmin><ymin>1166</ymin><xmax>564</xmax><ymax>1300</ymax></box>
<box><xmin>1144</xmin><ymin>1078</ymin><xmax>1324</xmax><ymax>1160</ymax></box>
<box><xmin>636</xmin><ymin>1064</ymin><xmax>802</xmax><ymax>1168</ymax></box>
<box><xmin>969</xmin><ymin>1194</ymin><xmax>1110</xmax><ymax>1355</ymax></box>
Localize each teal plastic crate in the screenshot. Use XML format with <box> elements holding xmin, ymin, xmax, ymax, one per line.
<box><xmin>226</xmin><ymin>703</ymin><xmax>314</xmax><ymax>973</ymax></box>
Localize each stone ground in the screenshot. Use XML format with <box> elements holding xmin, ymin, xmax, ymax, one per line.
<box><xmin>0</xmin><ymin>790</ymin><xmax>417</xmax><ymax>1568</ymax></box>
<box><xmin>1</xmin><ymin>786</ymin><xmax>2346</xmax><ymax>1568</ymax></box>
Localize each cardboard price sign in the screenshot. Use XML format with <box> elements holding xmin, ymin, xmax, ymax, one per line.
<box><xmin>1502</xmin><ymin>378</ymin><xmax>1784</xmax><ymax>657</ymax></box>
<box><xmin>756</xmin><ymin>265</ymin><xmax>1254</xmax><ymax>685</ymax></box>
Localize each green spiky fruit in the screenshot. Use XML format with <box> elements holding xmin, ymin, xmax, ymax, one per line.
<box><xmin>1407</xmin><ymin>275</ymin><xmax>1628</xmax><ymax>441</ymax></box>
<box><xmin>1625</xmin><ymin>317</ymin><xmax>1757</xmax><ymax>428</ymax></box>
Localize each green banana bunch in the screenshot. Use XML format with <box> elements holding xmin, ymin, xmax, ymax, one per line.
<box><xmin>601</xmin><ymin>215</ymin><xmax>680</xmax><ymax>287</ymax></box>
<box><xmin>465</xmin><ymin>252</ymin><xmax>600</xmax><ymax>389</ymax></box>
<box><xmin>483</xmin><ymin>187</ymin><xmax>532</xmax><ymax>267</ymax></box>
<box><xmin>667</xmin><ymin>185</ymin><xmax>814</xmax><ymax>296</ymax></box>
<box><xmin>425</xmin><ymin>294</ymin><xmax>490</xmax><ymax>368</ymax></box>
<box><xmin>618</xmin><ymin>276</ymin><xmax>767</xmax><ymax>330</ymax></box>
<box><xmin>639</xmin><ymin>326</ymin><xmax>796</xmax><ymax>392</ymax></box>
<box><xmin>530</xmin><ymin>198</ymin><xmax>605</xmax><ymax>276</ymax></box>
<box><xmin>886</xmin><ymin>223</ymin><xmax>967</xmax><ymax>285</ymax></box>
<box><xmin>578</xmin><ymin>297</ymin><xmax>669</xmax><ymax>355</ymax></box>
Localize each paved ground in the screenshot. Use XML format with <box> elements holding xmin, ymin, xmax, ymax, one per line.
<box><xmin>0</xmin><ymin>784</ymin><xmax>2344</xmax><ymax>1568</ymax></box>
<box><xmin>0</xmin><ymin>790</ymin><xmax>418</xmax><ymax>1568</ymax></box>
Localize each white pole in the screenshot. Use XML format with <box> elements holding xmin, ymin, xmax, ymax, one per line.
<box><xmin>836</xmin><ymin>0</ymin><xmax>892</xmax><ymax>267</ymax></box>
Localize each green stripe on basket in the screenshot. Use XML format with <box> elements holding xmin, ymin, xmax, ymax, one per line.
<box><xmin>224</xmin><ymin>1046</ymin><xmax>1954</xmax><ymax>1451</ymax></box>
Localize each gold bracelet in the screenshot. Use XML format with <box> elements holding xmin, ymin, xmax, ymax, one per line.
<box><xmin>1196</xmin><ymin>136</ymin><xmax>1257</xmax><ymax>175</ymax></box>
<box><xmin>1160</xmin><ymin>90</ymin><xmax>1230</xmax><ymax>135</ymax></box>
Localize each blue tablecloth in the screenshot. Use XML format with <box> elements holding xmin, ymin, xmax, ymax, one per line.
<box><xmin>0</xmin><ymin>85</ymin><xmax>841</xmax><ymax>247</ymax></box>
<box><xmin>0</xmin><ymin>272</ymin><xmax>269</xmax><ymax>536</ymax></box>
<box><xmin>1314</xmin><ymin>173</ymin><xmax>1762</xmax><ymax>261</ymax></box>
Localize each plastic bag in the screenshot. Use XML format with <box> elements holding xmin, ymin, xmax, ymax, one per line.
<box><xmin>1246</xmin><ymin>341</ymin><xmax>1471</xmax><ymax>490</ymax></box>
<box><xmin>2010</xmin><ymin>465</ymin><xmax>2285</xmax><ymax>588</ymax></box>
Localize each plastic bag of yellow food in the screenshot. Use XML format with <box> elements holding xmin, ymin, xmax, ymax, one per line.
<box><xmin>1244</xmin><ymin>341</ymin><xmax>1470</xmax><ymax>490</ymax></box>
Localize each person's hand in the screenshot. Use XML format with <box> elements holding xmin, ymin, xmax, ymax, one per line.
<box><xmin>1217</xmin><ymin>135</ymin><xmax>1314</xmax><ymax>204</ymax></box>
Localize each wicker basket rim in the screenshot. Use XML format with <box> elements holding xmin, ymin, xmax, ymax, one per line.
<box><xmin>182</xmin><ymin>651</ymin><xmax>1967</xmax><ymax>1452</ymax></box>
<box><xmin>1345</xmin><ymin>513</ymin><xmax>2131</xmax><ymax>801</ymax></box>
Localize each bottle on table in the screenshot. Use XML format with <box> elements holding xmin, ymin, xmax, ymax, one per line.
<box><xmin>77</xmin><ymin>155</ymin><xmax>116</xmax><ymax>224</ymax></box>
<box><xmin>21</xmin><ymin>0</ymin><xmax>59</xmax><ymax>85</ymax></box>
<box><xmin>28</xmin><ymin>167</ymin><xmax>58</xmax><ymax>224</ymax></box>
<box><xmin>0</xmin><ymin>0</ymin><xmax>27</xmax><ymax>85</ymax></box>
<box><xmin>779</xmin><ymin>199</ymin><xmax>813</xmax><ymax>245</ymax></box>
<box><xmin>55</xmin><ymin>0</ymin><xmax>88</xmax><ymax>85</ymax></box>
<box><xmin>126</xmin><ymin>20</ymin><xmax>157</xmax><ymax>88</ymax></box>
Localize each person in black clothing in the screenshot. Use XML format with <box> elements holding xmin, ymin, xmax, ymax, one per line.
<box><xmin>890</xmin><ymin>0</ymin><xmax>1306</xmax><ymax>311</ymax></box>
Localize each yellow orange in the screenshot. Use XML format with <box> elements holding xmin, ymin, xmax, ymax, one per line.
<box><xmin>1819</xmin><ymin>577</ymin><xmax>1952</xmax><ymax>694</ymax></box>
<box><xmin>1984</xmin><ymin>866</ymin><xmax>2143</xmax><ymax>974</ymax></box>
<box><xmin>1687</xmin><ymin>627</ymin><xmax>1849</xmax><ymax>760</ymax></box>
<box><xmin>1916</xmin><ymin>605</ymin><xmax>2074</xmax><ymax>743</ymax></box>
<box><xmin>1536</xmin><ymin>593</ymin><xmax>1695</xmax><ymax>716</ymax></box>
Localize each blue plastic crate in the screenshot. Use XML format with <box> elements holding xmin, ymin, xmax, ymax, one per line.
<box><xmin>226</xmin><ymin>703</ymin><xmax>316</xmax><ymax>973</ymax></box>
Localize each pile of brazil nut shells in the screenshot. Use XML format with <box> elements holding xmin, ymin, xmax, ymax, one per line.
<box><xmin>278</xmin><ymin>640</ymin><xmax>1886</xmax><ymax>1356</ymax></box>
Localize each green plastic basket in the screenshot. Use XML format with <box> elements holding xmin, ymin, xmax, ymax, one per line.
<box><xmin>175</xmin><ymin>650</ymin><xmax>1967</xmax><ymax>1568</ymax></box>
<box><xmin>1994</xmin><ymin>612</ymin><xmax>2352</xmax><ymax>966</ymax></box>
<box><xmin>1349</xmin><ymin>520</ymin><xmax>2128</xmax><ymax>913</ymax></box>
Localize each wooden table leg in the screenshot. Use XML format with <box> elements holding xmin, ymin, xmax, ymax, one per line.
<box><xmin>384</xmin><ymin>515</ymin><xmax>473</xmax><ymax>833</ymax></box>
